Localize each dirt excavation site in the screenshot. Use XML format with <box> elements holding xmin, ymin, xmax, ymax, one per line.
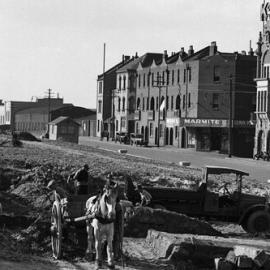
<box><xmin>0</xmin><ymin>134</ymin><xmax>270</xmax><ymax>270</ymax></box>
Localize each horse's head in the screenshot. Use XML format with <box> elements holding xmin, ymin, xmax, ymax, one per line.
<box><xmin>101</xmin><ymin>182</ymin><xmax>119</xmax><ymax>220</ymax></box>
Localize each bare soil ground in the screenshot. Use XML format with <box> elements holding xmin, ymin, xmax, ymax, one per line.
<box><xmin>0</xmin><ymin>134</ymin><xmax>268</xmax><ymax>270</ymax></box>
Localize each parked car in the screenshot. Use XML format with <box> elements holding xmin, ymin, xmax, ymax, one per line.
<box><xmin>115</xmin><ymin>132</ymin><xmax>129</xmax><ymax>144</ymax></box>
<box><xmin>130</xmin><ymin>133</ymin><xmax>148</xmax><ymax>146</ymax></box>
<box><xmin>126</xmin><ymin>166</ymin><xmax>270</xmax><ymax>234</ymax></box>
<box><xmin>253</xmin><ymin>151</ymin><xmax>270</xmax><ymax>161</ymax></box>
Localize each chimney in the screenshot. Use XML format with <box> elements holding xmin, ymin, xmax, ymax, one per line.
<box><xmin>122</xmin><ymin>54</ymin><xmax>125</xmax><ymax>62</ymax></box>
<box><xmin>179</xmin><ymin>47</ymin><xmax>185</xmax><ymax>56</ymax></box>
<box><xmin>248</xmin><ymin>40</ymin><xmax>254</xmax><ymax>56</ymax></box>
<box><xmin>209</xmin><ymin>41</ymin><xmax>217</xmax><ymax>56</ymax></box>
<box><xmin>188</xmin><ymin>45</ymin><xmax>194</xmax><ymax>56</ymax></box>
<box><xmin>163</xmin><ymin>50</ymin><xmax>168</xmax><ymax>61</ymax></box>
<box><xmin>135</xmin><ymin>52</ymin><xmax>138</xmax><ymax>58</ymax></box>
<box><xmin>125</xmin><ymin>55</ymin><xmax>130</xmax><ymax>61</ymax></box>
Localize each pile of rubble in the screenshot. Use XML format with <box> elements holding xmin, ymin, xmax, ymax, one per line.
<box><xmin>215</xmin><ymin>246</ymin><xmax>270</xmax><ymax>270</ymax></box>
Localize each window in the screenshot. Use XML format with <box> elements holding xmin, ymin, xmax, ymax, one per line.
<box><xmin>184</xmin><ymin>69</ymin><xmax>186</xmax><ymax>83</ymax></box>
<box><xmin>152</xmin><ymin>73</ymin><xmax>154</xmax><ymax>86</ymax></box>
<box><xmin>176</xmin><ymin>95</ymin><xmax>180</xmax><ymax>110</ymax></box>
<box><xmin>183</xmin><ymin>94</ymin><xmax>186</xmax><ymax>109</ymax></box>
<box><xmin>98</xmin><ymin>120</ymin><xmax>100</xmax><ymax>132</ymax></box>
<box><xmin>123</xmin><ymin>76</ymin><xmax>126</xmax><ymax>89</ymax></box>
<box><xmin>214</xmin><ymin>66</ymin><xmax>220</xmax><ymax>82</ymax></box>
<box><xmin>175</xmin><ymin>126</ymin><xmax>178</xmax><ymax>139</ymax></box>
<box><xmin>138</xmin><ymin>75</ymin><xmax>141</xmax><ymax>88</ymax></box>
<box><xmin>143</xmin><ymin>74</ymin><xmax>146</xmax><ymax>87</ymax></box>
<box><xmin>150</xmin><ymin>97</ymin><xmax>155</xmax><ymax>110</ymax></box>
<box><xmin>122</xmin><ymin>97</ymin><xmax>125</xmax><ymax>111</ymax></box>
<box><xmin>212</xmin><ymin>93</ymin><xmax>219</xmax><ymax>110</ymax></box>
<box><xmin>116</xmin><ymin>120</ymin><xmax>119</xmax><ymax>131</ymax></box>
<box><xmin>162</xmin><ymin>71</ymin><xmax>165</xmax><ymax>85</ymax></box>
<box><xmin>121</xmin><ymin>117</ymin><xmax>126</xmax><ymax>128</ymax></box>
<box><xmin>150</xmin><ymin>123</ymin><xmax>153</xmax><ymax>137</ymax></box>
<box><xmin>172</xmin><ymin>70</ymin><xmax>174</xmax><ymax>85</ymax></box>
<box><xmin>137</xmin><ymin>98</ymin><xmax>141</xmax><ymax>110</ymax></box>
<box><xmin>177</xmin><ymin>69</ymin><xmax>180</xmax><ymax>83</ymax></box>
<box><xmin>156</xmin><ymin>97</ymin><xmax>159</xmax><ymax>110</ymax></box>
<box><xmin>171</xmin><ymin>96</ymin><xmax>174</xmax><ymax>110</ymax></box>
<box><xmin>147</xmin><ymin>73</ymin><xmax>150</xmax><ymax>87</ymax></box>
<box><xmin>119</xmin><ymin>76</ymin><xmax>122</xmax><ymax>90</ymax></box>
<box><xmin>142</xmin><ymin>98</ymin><xmax>145</xmax><ymax>111</ymax></box>
<box><xmin>160</xmin><ymin>124</ymin><xmax>164</xmax><ymax>137</ymax></box>
<box><xmin>167</xmin><ymin>70</ymin><xmax>169</xmax><ymax>85</ymax></box>
<box><xmin>118</xmin><ymin>97</ymin><xmax>121</xmax><ymax>112</ymax></box>
<box><xmin>136</xmin><ymin>122</ymin><xmax>139</xmax><ymax>134</ymax></box>
<box><xmin>98</xmin><ymin>100</ymin><xmax>102</xmax><ymax>113</ymax></box>
<box><xmin>98</xmin><ymin>81</ymin><xmax>103</xmax><ymax>94</ymax></box>
<box><xmin>146</xmin><ymin>97</ymin><xmax>149</xmax><ymax>110</ymax></box>
<box><xmin>188</xmin><ymin>93</ymin><xmax>191</xmax><ymax>108</ymax></box>
<box><xmin>188</xmin><ymin>68</ymin><xmax>192</xmax><ymax>82</ymax></box>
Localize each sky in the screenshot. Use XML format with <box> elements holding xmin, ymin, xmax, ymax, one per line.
<box><xmin>0</xmin><ymin>0</ymin><xmax>264</xmax><ymax>109</ymax></box>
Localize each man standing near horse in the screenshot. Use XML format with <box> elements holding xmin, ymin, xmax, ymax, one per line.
<box><xmin>72</xmin><ymin>164</ymin><xmax>90</xmax><ymax>194</ymax></box>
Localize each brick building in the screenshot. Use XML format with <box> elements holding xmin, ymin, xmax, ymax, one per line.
<box><xmin>135</xmin><ymin>42</ymin><xmax>256</xmax><ymax>157</ymax></box>
<box><xmin>96</xmin><ymin>55</ymin><xmax>132</xmax><ymax>138</ymax></box>
<box><xmin>114</xmin><ymin>53</ymin><xmax>162</xmax><ymax>137</ymax></box>
<box><xmin>254</xmin><ymin>1</ymin><xmax>270</xmax><ymax>155</ymax></box>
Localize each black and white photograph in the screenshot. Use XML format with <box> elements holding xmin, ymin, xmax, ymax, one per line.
<box><xmin>1</xmin><ymin>1</ymin><xmax>270</xmax><ymax>269</ymax></box>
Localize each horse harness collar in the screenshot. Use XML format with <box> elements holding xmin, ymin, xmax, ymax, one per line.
<box><xmin>91</xmin><ymin>194</ymin><xmax>116</xmax><ymax>224</ymax></box>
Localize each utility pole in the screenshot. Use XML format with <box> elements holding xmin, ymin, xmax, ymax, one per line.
<box><xmin>45</xmin><ymin>88</ymin><xmax>54</xmax><ymax>133</ymax></box>
<box><xmin>228</xmin><ymin>75</ymin><xmax>233</xmax><ymax>158</ymax></box>
<box><xmin>153</xmin><ymin>74</ymin><xmax>166</xmax><ymax>147</ymax></box>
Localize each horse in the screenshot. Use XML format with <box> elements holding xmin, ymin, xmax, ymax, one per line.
<box><xmin>85</xmin><ymin>182</ymin><xmax>119</xmax><ymax>269</ymax></box>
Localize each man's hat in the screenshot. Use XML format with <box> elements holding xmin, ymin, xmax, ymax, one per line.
<box><xmin>84</xmin><ymin>164</ymin><xmax>89</xmax><ymax>170</ymax></box>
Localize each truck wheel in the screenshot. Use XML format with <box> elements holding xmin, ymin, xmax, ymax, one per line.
<box><xmin>246</xmin><ymin>210</ymin><xmax>270</xmax><ymax>234</ymax></box>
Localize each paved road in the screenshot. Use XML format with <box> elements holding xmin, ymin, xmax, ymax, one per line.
<box><xmin>79</xmin><ymin>137</ymin><xmax>270</xmax><ymax>182</ymax></box>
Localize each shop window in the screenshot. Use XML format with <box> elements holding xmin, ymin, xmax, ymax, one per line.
<box><xmin>212</xmin><ymin>93</ymin><xmax>219</xmax><ymax>110</ymax></box>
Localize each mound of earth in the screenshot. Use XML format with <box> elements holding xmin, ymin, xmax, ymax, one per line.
<box><xmin>125</xmin><ymin>206</ymin><xmax>222</xmax><ymax>238</ymax></box>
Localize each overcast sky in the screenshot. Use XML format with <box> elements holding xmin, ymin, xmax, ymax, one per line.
<box><xmin>0</xmin><ymin>0</ymin><xmax>263</xmax><ymax>109</ymax></box>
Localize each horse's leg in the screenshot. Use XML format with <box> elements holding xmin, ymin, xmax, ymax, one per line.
<box><xmin>106</xmin><ymin>224</ymin><xmax>115</xmax><ymax>268</ymax></box>
<box><xmin>94</xmin><ymin>225</ymin><xmax>102</xmax><ymax>268</ymax></box>
<box><xmin>86</xmin><ymin>222</ymin><xmax>94</xmax><ymax>260</ymax></box>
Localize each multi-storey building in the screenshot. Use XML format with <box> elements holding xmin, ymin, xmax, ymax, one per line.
<box><xmin>96</xmin><ymin>55</ymin><xmax>132</xmax><ymax>138</ymax></box>
<box><xmin>254</xmin><ymin>1</ymin><xmax>270</xmax><ymax>155</ymax></box>
<box><xmin>135</xmin><ymin>42</ymin><xmax>256</xmax><ymax>157</ymax></box>
<box><xmin>113</xmin><ymin>53</ymin><xmax>162</xmax><ymax>137</ymax></box>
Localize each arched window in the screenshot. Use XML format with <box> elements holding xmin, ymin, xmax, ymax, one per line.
<box><xmin>176</xmin><ymin>95</ymin><xmax>180</xmax><ymax>110</ymax></box>
<box><xmin>119</xmin><ymin>76</ymin><xmax>122</xmax><ymax>90</ymax></box>
<box><xmin>118</xmin><ymin>97</ymin><xmax>121</xmax><ymax>112</ymax></box>
<box><xmin>137</xmin><ymin>98</ymin><xmax>141</xmax><ymax>110</ymax></box>
<box><xmin>123</xmin><ymin>76</ymin><xmax>126</xmax><ymax>89</ymax></box>
<box><xmin>156</xmin><ymin>97</ymin><xmax>159</xmax><ymax>110</ymax></box>
<box><xmin>171</xmin><ymin>96</ymin><xmax>174</xmax><ymax>110</ymax></box>
<box><xmin>142</xmin><ymin>97</ymin><xmax>145</xmax><ymax>111</ymax></box>
<box><xmin>138</xmin><ymin>74</ymin><xmax>141</xmax><ymax>88</ymax></box>
<box><xmin>150</xmin><ymin>97</ymin><xmax>155</xmax><ymax>110</ymax></box>
<box><xmin>122</xmin><ymin>97</ymin><xmax>125</xmax><ymax>111</ymax></box>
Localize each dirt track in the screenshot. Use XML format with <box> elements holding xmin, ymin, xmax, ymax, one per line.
<box><xmin>0</xmin><ymin>136</ymin><xmax>268</xmax><ymax>270</ymax></box>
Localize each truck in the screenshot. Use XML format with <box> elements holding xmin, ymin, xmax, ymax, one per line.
<box><xmin>126</xmin><ymin>166</ymin><xmax>270</xmax><ymax>234</ymax></box>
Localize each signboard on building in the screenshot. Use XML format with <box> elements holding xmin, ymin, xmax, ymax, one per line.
<box><xmin>166</xmin><ymin>117</ymin><xmax>180</xmax><ymax>127</ymax></box>
<box><xmin>180</xmin><ymin>118</ymin><xmax>255</xmax><ymax>128</ymax></box>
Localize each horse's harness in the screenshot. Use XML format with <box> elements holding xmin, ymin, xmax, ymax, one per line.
<box><xmin>87</xmin><ymin>194</ymin><xmax>116</xmax><ymax>224</ymax></box>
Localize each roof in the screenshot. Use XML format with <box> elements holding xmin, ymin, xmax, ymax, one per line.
<box><xmin>117</xmin><ymin>53</ymin><xmax>163</xmax><ymax>72</ymax></box>
<box><xmin>204</xmin><ymin>166</ymin><xmax>249</xmax><ymax>176</ymax></box>
<box><xmin>49</xmin><ymin>116</ymin><xmax>80</xmax><ymax>126</ymax></box>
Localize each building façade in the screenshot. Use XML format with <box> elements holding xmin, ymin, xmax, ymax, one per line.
<box><xmin>135</xmin><ymin>42</ymin><xmax>256</xmax><ymax>157</ymax></box>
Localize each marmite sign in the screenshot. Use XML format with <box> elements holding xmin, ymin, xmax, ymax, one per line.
<box><xmin>261</xmin><ymin>2</ymin><xmax>270</xmax><ymax>21</ymax></box>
